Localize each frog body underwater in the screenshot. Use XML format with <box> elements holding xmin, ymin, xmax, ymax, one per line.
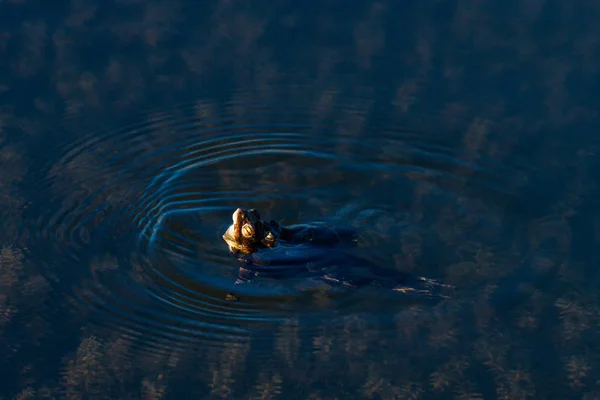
<box><xmin>222</xmin><ymin>208</ymin><xmax>453</xmax><ymax>301</ymax></box>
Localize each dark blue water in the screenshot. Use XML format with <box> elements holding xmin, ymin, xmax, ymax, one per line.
<box><xmin>2</xmin><ymin>0</ymin><xmax>600</xmax><ymax>398</ymax></box>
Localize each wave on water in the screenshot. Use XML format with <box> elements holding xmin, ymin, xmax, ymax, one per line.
<box><xmin>24</xmin><ymin>88</ymin><xmax>531</xmax><ymax>356</ymax></box>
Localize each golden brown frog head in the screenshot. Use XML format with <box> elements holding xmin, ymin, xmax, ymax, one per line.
<box><xmin>222</xmin><ymin>208</ymin><xmax>278</xmax><ymax>253</ymax></box>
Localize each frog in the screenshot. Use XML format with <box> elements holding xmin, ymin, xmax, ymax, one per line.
<box><xmin>222</xmin><ymin>208</ymin><xmax>453</xmax><ymax>301</ymax></box>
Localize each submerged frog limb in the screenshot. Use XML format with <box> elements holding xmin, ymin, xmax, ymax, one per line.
<box><xmin>222</xmin><ymin>208</ymin><xmax>453</xmax><ymax>302</ymax></box>
<box><xmin>225</xmin><ymin>252</ymin><xmax>453</xmax><ymax>302</ymax></box>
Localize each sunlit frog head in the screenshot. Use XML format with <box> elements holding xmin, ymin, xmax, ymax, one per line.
<box><xmin>222</xmin><ymin>208</ymin><xmax>278</xmax><ymax>253</ymax></box>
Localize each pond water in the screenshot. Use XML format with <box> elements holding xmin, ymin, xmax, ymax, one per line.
<box><xmin>2</xmin><ymin>0</ymin><xmax>600</xmax><ymax>399</ymax></box>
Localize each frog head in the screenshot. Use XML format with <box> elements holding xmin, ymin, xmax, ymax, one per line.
<box><xmin>222</xmin><ymin>208</ymin><xmax>279</xmax><ymax>253</ymax></box>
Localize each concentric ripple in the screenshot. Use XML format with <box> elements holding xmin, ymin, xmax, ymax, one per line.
<box><xmin>27</xmin><ymin>87</ymin><xmax>532</xmax><ymax>355</ymax></box>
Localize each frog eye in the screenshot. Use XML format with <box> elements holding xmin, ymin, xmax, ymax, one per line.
<box><xmin>242</xmin><ymin>223</ymin><xmax>255</xmax><ymax>238</ymax></box>
<box><xmin>265</xmin><ymin>231</ymin><xmax>275</xmax><ymax>241</ymax></box>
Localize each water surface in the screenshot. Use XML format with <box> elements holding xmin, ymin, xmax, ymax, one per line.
<box><xmin>2</xmin><ymin>0</ymin><xmax>600</xmax><ymax>398</ymax></box>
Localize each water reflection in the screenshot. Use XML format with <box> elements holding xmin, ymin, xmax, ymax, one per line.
<box><xmin>1</xmin><ymin>0</ymin><xmax>600</xmax><ymax>398</ymax></box>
